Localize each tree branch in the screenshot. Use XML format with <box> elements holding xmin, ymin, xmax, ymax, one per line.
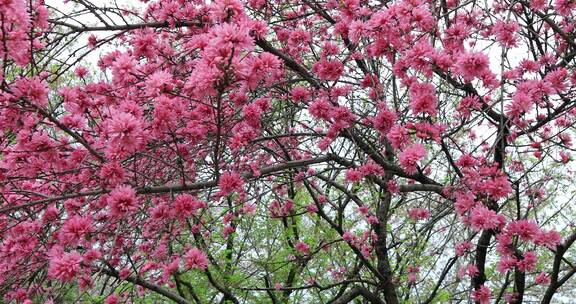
<box><xmin>96</xmin><ymin>266</ymin><xmax>189</xmax><ymax>304</ymax></box>
<box><xmin>0</xmin><ymin>154</ymin><xmax>337</xmax><ymax>214</ymax></box>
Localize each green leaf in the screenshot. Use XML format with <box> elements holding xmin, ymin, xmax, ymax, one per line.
<box><xmin>434</xmin><ymin>289</ymin><xmax>451</xmax><ymax>303</ymax></box>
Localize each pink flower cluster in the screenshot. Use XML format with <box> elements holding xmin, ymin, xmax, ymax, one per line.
<box><xmin>0</xmin><ymin>0</ymin><xmax>47</xmax><ymax>67</ymax></box>
<box><xmin>173</xmin><ymin>194</ymin><xmax>207</xmax><ymax>219</ymax></box>
<box><xmin>469</xmin><ymin>205</ymin><xmax>505</xmax><ymax>231</ymax></box>
<box><xmin>472</xmin><ymin>285</ymin><xmax>491</xmax><ymax>304</ymax></box>
<box><xmin>312</xmin><ymin>59</ymin><xmax>344</xmax><ymax>81</ymax></box>
<box><xmin>108</xmin><ymin>185</ymin><xmax>139</xmax><ymax>217</ymax></box>
<box><xmin>407</xmin><ymin>208</ymin><xmax>430</xmax><ymax>221</ymax></box>
<box><xmin>453</xmin><ymin>52</ymin><xmax>496</xmax><ymax>86</ymax></box>
<box><xmin>48</xmin><ymin>250</ymin><xmax>83</xmax><ymax>282</ymax></box>
<box><xmin>409</xmin><ymin>82</ymin><xmax>437</xmax><ymax>117</ymax></box>
<box><xmin>399</xmin><ymin>143</ymin><xmax>426</xmax><ymax>174</ymax></box>
<box><xmin>268</xmin><ymin>199</ymin><xmax>294</xmax><ymax>218</ymax></box>
<box><xmin>344</xmin><ymin>163</ymin><xmax>385</xmax><ymax>183</ymax></box>
<box><xmin>218</xmin><ymin>172</ymin><xmax>244</xmax><ymax>197</ymax></box>
<box><xmin>58</xmin><ymin>216</ymin><xmax>93</xmax><ymax>247</ymax></box>
<box><xmin>342</xmin><ymin>230</ymin><xmax>374</xmax><ymax>258</ymax></box>
<box><xmin>183</xmin><ymin>248</ymin><xmax>208</xmax><ymax>270</ymax></box>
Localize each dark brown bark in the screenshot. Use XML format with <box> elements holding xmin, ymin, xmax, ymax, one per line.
<box><xmin>329</xmin><ymin>286</ymin><xmax>386</xmax><ymax>304</ymax></box>
<box><xmin>373</xmin><ymin>190</ymin><xmax>400</xmax><ymax>304</ymax></box>
<box><xmin>97</xmin><ymin>266</ymin><xmax>189</xmax><ymax>304</ymax></box>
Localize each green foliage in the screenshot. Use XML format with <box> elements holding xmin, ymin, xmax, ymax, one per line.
<box><xmin>433</xmin><ymin>289</ymin><xmax>451</xmax><ymax>303</ymax></box>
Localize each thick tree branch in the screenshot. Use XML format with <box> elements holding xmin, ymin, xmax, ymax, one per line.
<box><xmin>97</xmin><ymin>266</ymin><xmax>189</xmax><ymax>304</ymax></box>
<box><xmin>328</xmin><ymin>285</ymin><xmax>386</xmax><ymax>304</ymax></box>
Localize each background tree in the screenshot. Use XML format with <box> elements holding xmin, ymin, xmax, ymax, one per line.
<box><xmin>1</xmin><ymin>0</ymin><xmax>576</xmax><ymax>303</ymax></box>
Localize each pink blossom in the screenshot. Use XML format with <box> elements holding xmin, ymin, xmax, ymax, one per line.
<box><xmin>372</xmin><ymin>107</ymin><xmax>397</xmax><ymax>135</ymax></box>
<box><xmin>3</xmin><ymin>0</ymin><xmax>576</xmax><ymax>300</ymax></box>
<box><xmin>408</xmin><ymin>208</ymin><xmax>430</xmax><ymax>221</ymax></box>
<box><xmin>343</xmin><ymin>231</ymin><xmax>354</xmax><ymax>243</ymax></box>
<box><xmin>531</xmin><ymin>0</ymin><xmax>546</xmax><ymax>10</ymax></box>
<box><xmin>99</xmin><ymin>162</ymin><xmax>125</xmax><ymax>187</ymax></box>
<box><xmin>469</xmin><ymin>205</ymin><xmax>502</xmax><ymax>231</ymax></box>
<box><xmin>83</xmin><ymin>249</ymin><xmax>102</xmax><ymax>264</ymax></box>
<box><xmin>358</xmin><ymin>163</ymin><xmax>384</xmax><ymax>176</ymax></box>
<box><xmin>312</xmin><ymin>59</ymin><xmax>344</xmax><ymax>81</ymax></box>
<box><xmin>456</xmin><ymin>154</ymin><xmax>479</xmax><ymax>168</ymax></box>
<box><xmin>506</xmin><ymin>91</ymin><xmax>534</xmax><ymax>118</ymax></box>
<box><xmin>387</xmin><ymin>180</ymin><xmax>400</xmax><ymax>193</ymax></box>
<box><xmin>211</xmin><ymin>23</ymin><xmax>254</xmax><ymax>52</ymax></box>
<box><xmin>184</xmin><ymin>248</ymin><xmax>208</xmax><ymax>270</ymax></box>
<box><xmin>399</xmin><ymin>143</ymin><xmax>426</xmax><ymax>174</ymax></box>
<box><xmin>291</xmin><ymin>86</ymin><xmax>310</xmax><ymax>103</ymax></box>
<box><xmin>458</xmin><ymin>264</ymin><xmax>479</xmax><ymax>278</ymax></box>
<box><xmin>497</xmin><ymin>255</ymin><xmax>517</xmax><ymax>273</ymax></box>
<box><xmin>357</xmin><ymin>206</ymin><xmax>369</xmax><ymax>216</ymax></box>
<box><xmin>409</xmin><ymin>82</ymin><xmax>437</xmax><ymax>117</ymax></box>
<box><xmin>268</xmin><ymin>200</ymin><xmax>294</xmax><ymax>218</ymax></box>
<box><xmin>409</xmin><ymin>122</ymin><xmax>446</xmax><ymax>142</ymax></box>
<box><xmin>534</xmin><ymin>230</ymin><xmax>562</xmax><ymax>249</ymax></box>
<box><xmin>223</xmin><ymin>225</ymin><xmax>236</xmax><ymax>237</ymax></box>
<box><xmin>496</xmin><ymin>233</ymin><xmax>514</xmax><ymax>256</ymax></box>
<box><xmin>87</xmin><ymin>34</ymin><xmax>98</xmax><ymax>48</ymax></box>
<box><xmin>455</xmin><ymin>241</ymin><xmax>473</xmax><ymax>256</ymax></box>
<box><xmin>248</xmin><ymin>0</ymin><xmax>266</xmax><ymax>10</ymax></box>
<box><xmin>454</xmin><ymin>52</ymin><xmax>491</xmax><ymax>82</ymax></box>
<box><xmin>480</xmin><ymin>176</ymin><xmax>512</xmax><ymax>199</ymax></box>
<box><xmin>43</xmin><ymin>205</ymin><xmax>59</xmax><ymax>222</ymax></box>
<box><xmin>560</xmin><ymin>151</ymin><xmax>571</xmax><ymax>163</ymax></box>
<box><xmin>367</xmin><ymin>215</ymin><xmax>379</xmax><ymax>224</ymax></box>
<box><xmin>555</xmin><ymin>0</ymin><xmax>576</xmax><ymax>16</ymax></box>
<box><xmin>210</xmin><ymin>0</ymin><xmax>245</xmax><ymax>21</ymax></box>
<box><xmin>507</xmin><ymin>220</ymin><xmax>540</xmax><ymax>242</ymax></box>
<box><xmin>105</xmin><ymin>295</ymin><xmax>120</xmax><ymax>304</ymax></box>
<box><xmin>454</xmin><ymin>192</ymin><xmax>476</xmax><ymax>215</ymax></box>
<box><xmin>345</xmin><ymin>169</ymin><xmax>363</xmax><ymax>183</ymax></box>
<box><xmin>283</xmin><ymin>200</ymin><xmax>294</xmax><ymax>215</ymax></box>
<box><xmin>322</xmin><ymin>42</ymin><xmax>341</xmax><ymax>57</ymax></box>
<box><xmin>493</xmin><ymin>21</ymin><xmax>519</xmax><ymax>47</ymax></box>
<box><xmin>504</xmin><ymin>293</ymin><xmax>518</xmax><ymax>303</ymax></box>
<box><xmin>387</xmin><ymin>124</ymin><xmax>410</xmax><ymax>149</ymax></box>
<box><xmin>472</xmin><ymin>285</ymin><xmax>491</xmax><ymax>304</ymax></box>
<box><xmin>306</xmin><ymin>204</ymin><xmax>319</xmax><ymax>214</ymax></box>
<box><xmin>146</xmin><ymin>70</ymin><xmax>173</xmax><ymax>95</ymax></box>
<box><xmin>457</xmin><ymin>96</ymin><xmax>482</xmax><ymax>119</ymax></box>
<box><xmin>295</xmin><ymin>241</ymin><xmax>310</xmax><ymax>254</ymax></box>
<box><xmin>288</xmin><ymin>29</ymin><xmax>311</xmax><ymax>47</ymax></box>
<box><xmin>48</xmin><ymin>251</ymin><xmax>83</xmax><ymax>281</ymax></box>
<box><xmin>535</xmin><ymin>272</ymin><xmax>551</xmax><ymax>285</ymax></box>
<box><xmin>58</xmin><ymin>216</ymin><xmax>93</xmax><ymax>246</ymax></box>
<box><xmin>173</xmin><ymin>194</ymin><xmax>206</xmax><ymax>218</ymax></box>
<box><xmin>109</xmin><ymin>185</ymin><xmax>138</xmax><ymax>216</ymax></box>
<box><xmin>119</xmin><ymin>268</ymin><xmax>131</xmax><ymax>280</ymax></box>
<box><xmin>111</xmin><ymin>53</ymin><xmax>136</xmax><ymax>83</ymax></box>
<box><xmin>12</xmin><ymin>77</ymin><xmax>49</xmax><ymax>107</ymax></box>
<box><xmin>516</xmin><ymin>251</ymin><xmax>537</xmax><ymax>272</ymax></box>
<box><xmin>349</xmin><ymin>21</ymin><xmax>367</xmax><ymax>43</ymax></box>
<box><xmin>218</xmin><ymin>172</ymin><xmax>244</xmax><ymax>196</ymax></box>
<box><xmin>106</xmin><ymin>112</ymin><xmax>144</xmax><ymax>157</ymax></box>
<box><xmin>74</xmin><ymin>66</ymin><xmax>88</xmax><ymax>78</ymax></box>
<box><xmin>544</xmin><ymin>68</ymin><xmax>568</xmax><ymax>93</ymax></box>
<box><xmin>308</xmin><ymin>98</ymin><xmax>332</xmax><ymax>120</ymax></box>
<box><xmin>241</xmin><ymin>203</ymin><xmax>257</xmax><ymax>215</ymax></box>
<box><xmin>519</xmin><ymin>59</ymin><xmax>541</xmax><ymax>72</ymax></box>
<box><xmin>407</xmin><ymin>274</ymin><xmax>418</xmax><ymax>285</ymax></box>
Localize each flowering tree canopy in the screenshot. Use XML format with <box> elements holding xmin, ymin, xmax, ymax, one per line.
<box><xmin>2</xmin><ymin>0</ymin><xmax>576</xmax><ymax>303</ymax></box>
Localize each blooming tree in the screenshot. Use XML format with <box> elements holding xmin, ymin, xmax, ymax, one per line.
<box><xmin>2</xmin><ymin>0</ymin><xmax>576</xmax><ymax>303</ymax></box>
